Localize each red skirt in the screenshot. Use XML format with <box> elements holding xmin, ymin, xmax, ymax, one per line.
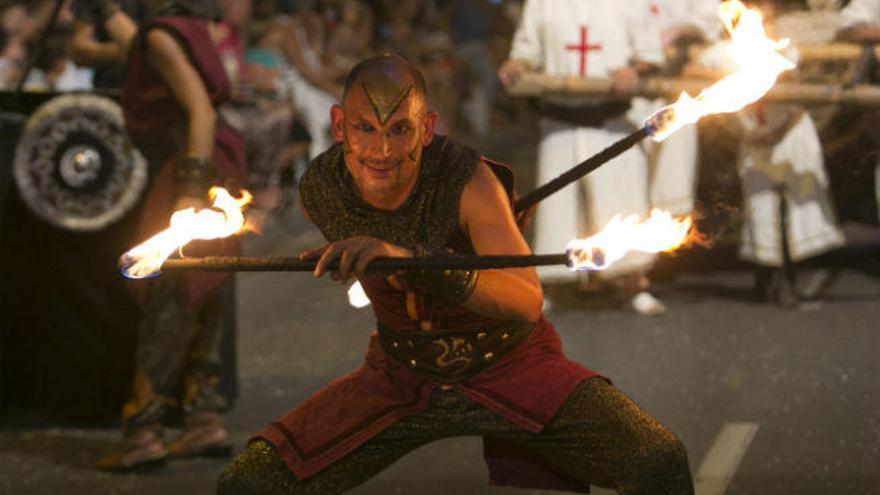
<box><xmin>255</xmin><ymin>318</ymin><xmax>600</xmax><ymax>491</ymax></box>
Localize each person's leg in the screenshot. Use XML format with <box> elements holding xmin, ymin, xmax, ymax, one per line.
<box><xmin>167</xmin><ymin>281</ymin><xmax>233</xmax><ymax>458</ymax></box>
<box><xmin>507</xmin><ymin>378</ymin><xmax>694</xmax><ymax>495</ymax></box>
<box><xmin>97</xmin><ymin>275</ymin><xmax>199</xmax><ymax>470</ymax></box>
<box><xmin>217</xmin><ymin>389</ymin><xmax>481</xmax><ymax>495</ymax></box>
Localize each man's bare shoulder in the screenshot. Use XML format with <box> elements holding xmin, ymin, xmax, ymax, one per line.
<box><xmin>460</xmin><ymin>160</ymin><xmax>513</xmax><ymax>225</ymax></box>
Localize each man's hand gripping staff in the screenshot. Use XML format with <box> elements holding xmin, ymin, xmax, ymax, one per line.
<box><xmin>300</xmin><ymin>238</ymin><xmax>480</xmax><ymax>308</ymax></box>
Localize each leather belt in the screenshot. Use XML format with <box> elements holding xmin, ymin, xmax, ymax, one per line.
<box><xmin>539</xmin><ymin>101</ymin><xmax>631</xmax><ymax>128</ymax></box>
<box><xmin>377</xmin><ymin>321</ymin><xmax>534</xmax><ymax>384</ymax></box>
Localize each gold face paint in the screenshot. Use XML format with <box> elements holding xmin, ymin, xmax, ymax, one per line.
<box><xmin>361</xmin><ymin>80</ymin><xmax>412</xmax><ymax>125</ymax></box>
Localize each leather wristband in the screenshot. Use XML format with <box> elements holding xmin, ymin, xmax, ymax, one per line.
<box><xmin>176</xmin><ymin>154</ymin><xmax>216</xmax><ymax>199</ymax></box>
<box><xmin>407</xmin><ymin>246</ymin><xmax>480</xmax><ymax>307</ymax></box>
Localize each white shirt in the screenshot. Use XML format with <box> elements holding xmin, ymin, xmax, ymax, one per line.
<box><xmin>840</xmin><ymin>0</ymin><xmax>880</xmax><ymax>27</ymax></box>
<box><xmin>510</xmin><ymin>0</ymin><xmax>663</xmax><ymax>78</ymax></box>
<box><xmin>648</xmin><ymin>0</ymin><xmax>720</xmax><ymax>39</ymax></box>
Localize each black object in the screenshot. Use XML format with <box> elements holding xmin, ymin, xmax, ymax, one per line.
<box><xmin>0</xmin><ymin>91</ymin><xmax>237</xmax><ymax>426</ymax></box>
<box><xmin>159</xmin><ymin>253</ymin><xmax>573</xmax><ymax>273</ymax></box>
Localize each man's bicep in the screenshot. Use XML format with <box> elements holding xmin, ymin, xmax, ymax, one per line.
<box><xmin>462</xmin><ymin>163</ymin><xmax>532</xmax><ymax>256</ymax></box>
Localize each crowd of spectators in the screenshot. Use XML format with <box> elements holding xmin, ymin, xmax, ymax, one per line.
<box><xmin>0</xmin><ymin>0</ymin><xmax>521</xmax><ymax>136</ymax></box>
<box><xmin>0</xmin><ymin>0</ymin><xmax>525</xmax><ymax>214</ymax></box>
<box><xmin>1</xmin><ymin>0</ymin><xmax>879</xmax><ymax>268</ymax></box>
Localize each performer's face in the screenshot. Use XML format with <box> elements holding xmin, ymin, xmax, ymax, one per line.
<box><xmin>331</xmin><ymin>81</ymin><xmax>437</xmax><ymax>207</ymax></box>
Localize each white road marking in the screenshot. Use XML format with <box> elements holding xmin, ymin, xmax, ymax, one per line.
<box><xmin>695</xmin><ymin>422</ymin><xmax>760</xmax><ymax>495</ymax></box>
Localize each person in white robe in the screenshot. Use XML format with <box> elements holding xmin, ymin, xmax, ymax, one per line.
<box><xmin>837</xmin><ymin>0</ymin><xmax>880</xmax><ymax>227</ymax></box>
<box><xmin>690</xmin><ymin>38</ymin><xmax>844</xmax><ymax>305</ymax></box>
<box><xmin>628</xmin><ymin>0</ymin><xmax>720</xmax><ymax>219</ymax></box>
<box><xmin>276</xmin><ymin>11</ymin><xmax>342</xmax><ymax>159</ymax></box>
<box><xmin>499</xmin><ymin>0</ymin><xmax>669</xmax><ymax>315</ymax></box>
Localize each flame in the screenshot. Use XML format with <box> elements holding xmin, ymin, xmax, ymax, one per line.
<box><xmin>567</xmin><ymin>210</ymin><xmax>694</xmax><ymax>271</ymax></box>
<box><xmin>348</xmin><ymin>281</ymin><xmax>372</xmax><ymax>308</ymax></box>
<box><xmin>646</xmin><ymin>0</ymin><xmax>795</xmax><ymax>141</ymax></box>
<box><xmin>120</xmin><ymin>187</ymin><xmax>252</xmax><ymax>279</ymax></box>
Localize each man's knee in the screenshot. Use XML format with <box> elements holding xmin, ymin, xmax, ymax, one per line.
<box><xmin>630</xmin><ymin>430</ymin><xmax>693</xmax><ymax>495</ymax></box>
<box><xmin>648</xmin><ymin>431</ymin><xmax>690</xmax><ymax>473</ymax></box>
<box><xmin>217</xmin><ymin>440</ymin><xmax>298</xmax><ymax>495</ymax></box>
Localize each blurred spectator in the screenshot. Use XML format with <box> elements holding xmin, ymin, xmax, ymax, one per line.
<box><xmin>445</xmin><ymin>0</ymin><xmax>499</xmax><ymax>138</ymax></box>
<box><xmin>376</xmin><ymin>0</ymin><xmax>462</xmax><ymax>134</ymax></box>
<box><xmin>276</xmin><ymin>0</ymin><xmax>346</xmax><ymax>157</ymax></box>
<box><xmin>22</xmin><ymin>2</ymin><xmax>94</xmax><ymax>92</ymax></box>
<box><xmin>0</xmin><ymin>15</ymin><xmax>15</xmax><ymax>88</ymax></box>
<box><xmin>68</xmin><ymin>0</ymin><xmax>142</xmax><ymax>89</ymax></box>
<box><xmin>0</xmin><ymin>1</ymin><xmax>38</xmax><ymax>88</ymax></box>
<box><xmin>235</xmin><ymin>16</ymin><xmax>306</xmax><ymax>217</ymax></box>
<box><xmin>216</xmin><ymin>0</ymin><xmax>251</xmax><ymax>87</ymax></box>
<box><xmin>498</xmin><ymin>0</ymin><xmax>668</xmax><ymax>316</ymax></box>
<box><xmin>325</xmin><ymin>0</ymin><xmax>373</xmax><ymax>73</ymax></box>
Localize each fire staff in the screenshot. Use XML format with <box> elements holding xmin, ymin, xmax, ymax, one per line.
<box><xmin>216</xmin><ymin>54</ymin><xmax>695</xmax><ymax>495</ymax></box>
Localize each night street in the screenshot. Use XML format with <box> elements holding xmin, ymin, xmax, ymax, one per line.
<box><xmin>5</xmin><ymin>0</ymin><xmax>880</xmax><ymax>492</ymax></box>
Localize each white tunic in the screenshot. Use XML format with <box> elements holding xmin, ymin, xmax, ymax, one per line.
<box><xmin>510</xmin><ymin>0</ymin><xmax>664</xmax><ymax>281</ymax></box>
<box><xmin>698</xmin><ymin>42</ymin><xmax>844</xmax><ymax>266</ymax></box>
<box><xmin>840</xmin><ymin>0</ymin><xmax>880</xmax><ymax>26</ymax></box>
<box><xmin>277</xmin><ymin>19</ymin><xmax>337</xmax><ymax>159</ymax></box>
<box><xmin>649</xmin><ymin>0</ymin><xmax>720</xmax><ymax>39</ymax></box>
<box><xmin>627</xmin><ymin>0</ymin><xmax>720</xmax><ymax>222</ymax></box>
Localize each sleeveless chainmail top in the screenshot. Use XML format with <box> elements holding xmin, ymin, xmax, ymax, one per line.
<box><xmin>299</xmin><ymin>136</ymin><xmax>480</xmax><ymax>249</ymax></box>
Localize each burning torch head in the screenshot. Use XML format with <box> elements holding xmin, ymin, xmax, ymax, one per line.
<box><xmin>565</xmin><ymin>210</ymin><xmax>695</xmax><ymax>272</ymax></box>
<box><xmin>643</xmin><ymin>106</ymin><xmax>679</xmax><ymax>140</ymax></box>
<box><xmin>566</xmin><ymin>245</ymin><xmax>609</xmax><ymax>271</ymax></box>
<box><xmin>643</xmin><ymin>0</ymin><xmax>795</xmax><ymax>143</ymax></box>
<box><xmin>119</xmin><ymin>187</ymin><xmax>252</xmax><ymax>279</ymax></box>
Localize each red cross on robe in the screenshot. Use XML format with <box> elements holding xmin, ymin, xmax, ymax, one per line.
<box><xmin>650</xmin><ymin>3</ymin><xmax>660</xmax><ymax>16</ymax></box>
<box><xmin>565</xmin><ymin>26</ymin><xmax>602</xmax><ymax>77</ymax></box>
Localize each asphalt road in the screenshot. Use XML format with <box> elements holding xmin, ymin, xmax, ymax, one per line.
<box><xmin>2</xmin><ymin>205</ymin><xmax>878</xmax><ymax>495</ymax></box>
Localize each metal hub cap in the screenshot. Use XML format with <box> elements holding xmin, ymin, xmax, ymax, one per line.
<box><xmin>59</xmin><ymin>145</ymin><xmax>103</xmax><ymax>188</ymax></box>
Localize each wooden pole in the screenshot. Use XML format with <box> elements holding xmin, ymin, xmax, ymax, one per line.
<box><xmin>506</xmin><ymin>74</ymin><xmax>880</xmax><ymax>105</ymax></box>
<box><xmin>688</xmin><ymin>42</ymin><xmax>880</xmax><ymax>64</ymax></box>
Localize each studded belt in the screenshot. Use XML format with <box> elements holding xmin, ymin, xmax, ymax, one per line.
<box><xmin>377</xmin><ymin>321</ymin><xmax>534</xmax><ymax>384</ymax></box>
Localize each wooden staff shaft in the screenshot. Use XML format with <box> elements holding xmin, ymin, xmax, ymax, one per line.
<box><xmin>514</xmin><ymin>127</ymin><xmax>651</xmax><ymax>213</ymax></box>
<box><xmin>160</xmin><ymin>254</ymin><xmax>572</xmax><ymax>272</ymax></box>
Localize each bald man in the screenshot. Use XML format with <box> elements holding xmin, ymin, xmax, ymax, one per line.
<box><xmin>217</xmin><ymin>55</ymin><xmax>694</xmax><ymax>495</ymax></box>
